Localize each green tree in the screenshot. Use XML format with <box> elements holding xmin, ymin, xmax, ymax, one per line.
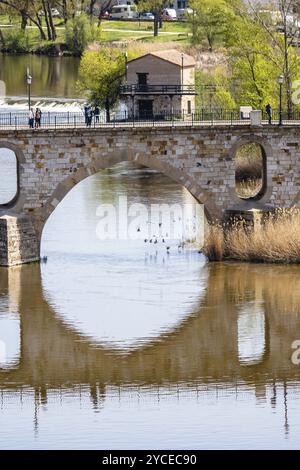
<box><xmin>228</xmin><ymin>11</ymin><xmax>300</xmax><ymax>111</ymax></box>
<box><xmin>0</xmin><ymin>0</ymin><xmax>47</xmax><ymax>39</ymax></box>
<box><xmin>137</xmin><ymin>0</ymin><xmax>169</xmax><ymax>36</ymax></box>
<box><xmin>65</xmin><ymin>14</ymin><xmax>98</xmax><ymax>55</ymax></box>
<box><xmin>246</xmin><ymin>0</ymin><xmax>300</xmax><ymax>114</ymax></box>
<box><xmin>189</xmin><ymin>0</ymin><xmax>236</xmax><ymax>50</ymax></box>
<box><xmin>196</xmin><ymin>67</ymin><xmax>236</xmax><ymax>109</ymax></box>
<box><xmin>78</xmin><ymin>48</ymin><xmax>137</xmax><ymax>121</ymax></box>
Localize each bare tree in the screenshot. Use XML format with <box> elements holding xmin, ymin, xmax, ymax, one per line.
<box><xmin>0</xmin><ymin>0</ymin><xmax>47</xmax><ymax>39</ymax></box>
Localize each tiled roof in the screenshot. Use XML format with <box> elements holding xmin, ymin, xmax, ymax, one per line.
<box><xmin>129</xmin><ymin>49</ymin><xmax>196</xmax><ymax>67</ymax></box>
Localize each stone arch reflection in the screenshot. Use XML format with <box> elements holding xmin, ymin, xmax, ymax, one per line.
<box><xmin>237</xmin><ymin>301</ymin><xmax>267</xmax><ymax>366</ymax></box>
<box><xmin>0</xmin><ymin>267</ymin><xmax>21</xmax><ymax>369</ymax></box>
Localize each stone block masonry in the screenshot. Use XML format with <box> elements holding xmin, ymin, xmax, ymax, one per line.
<box><xmin>0</xmin><ymin>215</ymin><xmax>40</xmax><ymax>266</ymax></box>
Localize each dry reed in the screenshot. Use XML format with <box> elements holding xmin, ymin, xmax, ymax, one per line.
<box><xmin>203</xmin><ymin>207</ymin><xmax>300</xmax><ymax>263</ymax></box>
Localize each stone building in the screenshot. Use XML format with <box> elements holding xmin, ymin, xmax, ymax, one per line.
<box><xmin>120</xmin><ymin>49</ymin><xmax>196</xmax><ymax>119</ymax></box>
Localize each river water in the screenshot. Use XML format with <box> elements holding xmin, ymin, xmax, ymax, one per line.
<box><xmin>0</xmin><ymin>55</ymin><xmax>300</xmax><ymax>449</ymax></box>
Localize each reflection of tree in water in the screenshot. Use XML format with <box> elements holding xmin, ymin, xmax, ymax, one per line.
<box><xmin>0</xmin><ymin>55</ymin><xmax>81</xmax><ymax>98</ymax></box>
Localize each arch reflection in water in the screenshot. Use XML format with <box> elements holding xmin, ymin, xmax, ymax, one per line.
<box><xmin>0</xmin><ymin>263</ymin><xmax>300</xmax><ymax>448</ymax></box>
<box><xmin>0</xmin><ymin>314</ymin><xmax>20</xmax><ymax>369</ymax></box>
<box><xmin>0</xmin><ymin>272</ymin><xmax>20</xmax><ymax>369</ymax></box>
<box><xmin>238</xmin><ymin>301</ymin><xmax>266</xmax><ymax>365</ymax></box>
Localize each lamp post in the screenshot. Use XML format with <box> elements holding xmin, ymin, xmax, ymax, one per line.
<box><xmin>181</xmin><ymin>53</ymin><xmax>184</xmax><ymax>91</ymax></box>
<box><xmin>278</xmin><ymin>74</ymin><xmax>284</xmax><ymax>126</ymax></box>
<box><xmin>124</xmin><ymin>51</ymin><xmax>128</xmax><ymax>83</ymax></box>
<box><xmin>26</xmin><ymin>67</ymin><xmax>32</xmax><ymax>111</ymax></box>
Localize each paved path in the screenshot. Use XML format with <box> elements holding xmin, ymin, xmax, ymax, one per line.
<box><xmin>0</xmin><ymin>23</ymin><xmax>188</xmax><ymax>36</ymax></box>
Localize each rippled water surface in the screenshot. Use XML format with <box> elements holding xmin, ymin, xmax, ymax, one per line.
<box><xmin>0</xmin><ymin>160</ymin><xmax>300</xmax><ymax>449</ymax></box>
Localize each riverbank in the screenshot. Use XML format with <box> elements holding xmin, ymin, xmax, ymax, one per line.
<box><xmin>203</xmin><ymin>208</ymin><xmax>300</xmax><ymax>264</ymax></box>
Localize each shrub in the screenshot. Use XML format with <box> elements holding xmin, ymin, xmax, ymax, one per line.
<box><xmin>2</xmin><ymin>30</ymin><xmax>29</xmax><ymax>53</ymax></box>
<box><xmin>65</xmin><ymin>14</ymin><xmax>100</xmax><ymax>55</ymax></box>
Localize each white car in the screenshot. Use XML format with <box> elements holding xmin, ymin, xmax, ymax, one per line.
<box><xmin>139</xmin><ymin>12</ymin><xmax>155</xmax><ymax>20</ymax></box>
<box><xmin>176</xmin><ymin>8</ymin><xmax>193</xmax><ymax>21</ymax></box>
<box><xmin>51</xmin><ymin>8</ymin><xmax>61</xmax><ymax>18</ymax></box>
<box><xmin>162</xmin><ymin>8</ymin><xmax>177</xmax><ymax>21</ymax></box>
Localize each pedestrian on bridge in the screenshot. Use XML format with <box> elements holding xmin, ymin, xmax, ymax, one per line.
<box><xmin>35</xmin><ymin>108</ymin><xmax>42</xmax><ymax>128</ymax></box>
<box><xmin>94</xmin><ymin>105</ymin><xmax>100</xmax><ymax>124</ymax></box>
<box><xmin>86</xmin><ymin>107</ymin><xmax>93</xmax><ymax>127</ymax></box>
<box><xmin>28</xmin><ymin>108</ymin><xmax>35</xmax><ymax>129</ymax></box>
<box><xmin>265</xmin><ymin>103</ymin><xmax>272</xmax><ymax>125</ymax></box>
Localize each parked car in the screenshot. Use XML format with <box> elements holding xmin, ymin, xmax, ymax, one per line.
<box><xmin>100</xmin><ymin>11</ymin><xmax>112</xmax><ymax>20</ymax></box>
<box><xmin>176</xmin><ymin>8</ymin><xmax>193</xmax><ymax>21</ymax></box>
<box><xmin>38</xmin><ymin>8</ymin><xmax>61</xmax><ymax>17</ymax></box>
<box><xmin>162</xmin><ymin>8</ymin><xmax>177</xmax><ymax>21</ymax></box>
<box><xmin>111</xmin><ymin>4</ymin><xmax>138</xmax><ymax>20</ymax></box>
<box><xmin>139</xmin><ymin>12</ymin><xmax>155</xmax><ymax>20</ymax></box>
<box><xmin>51</xmin><ymin>8</ymin><xmax>61</xmax><ymax>18</ymax></box>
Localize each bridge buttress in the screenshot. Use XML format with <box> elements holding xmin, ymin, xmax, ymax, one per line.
<box><xmin>0</xmin><ymin>214</ymin><xmax>40</xmax><ymax>266</ymax></box>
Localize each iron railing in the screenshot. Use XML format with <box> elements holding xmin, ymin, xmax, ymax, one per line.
<box><xmin>0</xmin><ymin>109</ymin><xmax>300</xmax><ymax>130</ymax></box>
<box><xmin>120</xmin><ymin>84</ymin><xmax>196</xmax><ymax>95</ymax></box>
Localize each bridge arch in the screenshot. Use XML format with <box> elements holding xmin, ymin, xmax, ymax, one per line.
<box><xmin>0</xmin><ymin>142</ymin><xmax>25</xmax><ymax>209</ymax></box>
<box><xmin>229</xmin><ymin>134</ymin><xmax>273</xmax><ymax>206</ymax></box>
<box><xmin>36</xmin><ymin>147</ymin><xmax>220</xmax><ymax>237</ymax></box>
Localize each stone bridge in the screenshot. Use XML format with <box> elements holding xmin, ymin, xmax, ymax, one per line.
<box><xmin>1</xmin><ymin>124</ymin><xmax>300</xmax><ymax>265</ymax></box>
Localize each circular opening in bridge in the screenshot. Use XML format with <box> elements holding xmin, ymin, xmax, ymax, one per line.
<box><xmin>235</xmin><ymin>143</ymin><xmax>265</xmax><ymax>200</ymax></box>
<box><xmin>0</xmin><ymin>148</ymin><xmax>18</xmax><ymax>205</ymax></box>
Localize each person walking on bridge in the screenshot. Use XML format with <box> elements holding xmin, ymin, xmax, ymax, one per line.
<box><xmin>94</xmin><ymin>105</ymin><xmax>100</xmax><ymax>124</ymax></box>
<box><xmin>35</xmin><ymin>108</ymin><xmax>42</xmax><ymax>128</ymax></box>
<box><xmin>265</xmin><ymin>103</ymin><xmax>272</xmax><ymax>125</ymax></box>
<box><xmin>28</xmin><ymin>108</ymin><xmax>34</xmax><ymax>129</ymax></box>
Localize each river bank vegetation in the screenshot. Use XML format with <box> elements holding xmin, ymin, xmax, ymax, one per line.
<box><xmin>203</xmin><ymin>208</ymin><xmax>300</xmax><ymax>264</ymax></box>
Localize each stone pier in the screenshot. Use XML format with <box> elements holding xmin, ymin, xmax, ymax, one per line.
<box><xmin>0</xmin><ymin>215</ymin><xmax>40</xmax><ymax>266</ymax></box>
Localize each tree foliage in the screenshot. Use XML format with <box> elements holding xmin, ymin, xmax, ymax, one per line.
<box><xmin>137</xmin><ymin>0</ymin><xmax>169</xmax><ymax>36</ymax></box>
<box><xmin>189</xmin><ymin>0</ymin><xmax>236</xmax><ymax>50</ymax></box>
<box><xmin>78</xmin><ymin>48</ymin><xmax>137</xmax><ymax>120</ymax></box>
<box><xmin>65</xmin><ymin>14</ymin><xmax>99</xmax><ymax>55</ymax></box>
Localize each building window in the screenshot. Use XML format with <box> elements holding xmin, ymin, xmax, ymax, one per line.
<box><xmin>187</xmin><ymin>100</ymin><xmax>192</xmax><ymax>114</ymax></box>
<box><xmin>137</xmin><ymin>73</ymin><xmax>148</xmax><ymax>86</ymax></box>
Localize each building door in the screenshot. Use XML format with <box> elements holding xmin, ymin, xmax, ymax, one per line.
<box><xmin>138</xmin><ymin>100</ymin><xmax>153</xmax><ymax>119</ymax></box>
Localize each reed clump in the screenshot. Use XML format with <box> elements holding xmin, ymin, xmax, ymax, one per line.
<box><xmin>203</xmin><ymin>207</ymin><xmax>300</xmax><ymax>263</ymax></box>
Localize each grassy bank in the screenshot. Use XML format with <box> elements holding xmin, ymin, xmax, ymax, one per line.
<box><xmin>203</xmin><ymin>208</ymin><xmax>300</xmax><ymax>264</ymax></box>
<box><xmin>0</xmin><ymin>16</ymin><xmax>191</xmax><ymax>54</ymax></box>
